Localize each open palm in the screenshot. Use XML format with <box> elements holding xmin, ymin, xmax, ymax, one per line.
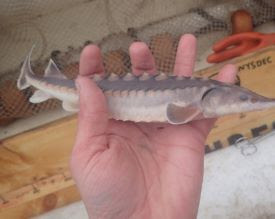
<box><xmin>70</xmin><ymin>34</ymin><xmax>236</xmax><ymax>219</ymax></box>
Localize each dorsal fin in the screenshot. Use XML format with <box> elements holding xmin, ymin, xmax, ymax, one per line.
<box><xmin>44</xmin><ymin>59</ymin><xmax>67</xmax><ymax>79</ymax></box>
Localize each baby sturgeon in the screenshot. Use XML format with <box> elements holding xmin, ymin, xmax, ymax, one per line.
<box><xmin>17</xmin><ymin>49</ymin><xmax>275</xmax><ymax>124</ymax></box>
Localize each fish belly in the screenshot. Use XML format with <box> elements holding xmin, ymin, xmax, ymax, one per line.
<box><xmin>105</xmin><ymin>90</ymin><xmax>179</xmax><ymax>122</ymax></box>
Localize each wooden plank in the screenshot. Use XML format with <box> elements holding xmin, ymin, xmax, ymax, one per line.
<box><xmin>0</xmin><ymin>46</ymin><xmax>275</xmax><ymax>218</ymax></box>
<box><xmin>1</xmin><ymin>170</ymin><xmax>73</xmax><ymax>209</ymax></box>
<box><xmin>0</xmin><ymin>116</ymin><xmax>77</xmax><ymax>194</ymax></box>
<box><xmin>0</xmin><ymin>186</ymin><xmax>80</xmax><ymax>219</ymax></box>
<box><xmin>0</xmin><ymin>116</ymin><xmax>79</xmax><ymax>218</ymax></box>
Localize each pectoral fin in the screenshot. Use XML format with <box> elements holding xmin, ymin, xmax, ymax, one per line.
<box><xmin>166</xmin><ymin>103</ymin><xmax>202</xmax><ymax>124</ymax></box>
<box><xmin>62</xmin><ymin>101</ymin><xmax>78</xmax><ymax>112</ymax></box>
<box><xmin>29</xmin><ymin>90</ymin><xmax>52</xmax><ymax>103</ymax></box>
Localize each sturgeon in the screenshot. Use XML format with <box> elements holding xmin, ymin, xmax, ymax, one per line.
<box><xmin>17</xmin><ymin>49</ymin><xmax>275</xmax><ymax>124</ymax></box>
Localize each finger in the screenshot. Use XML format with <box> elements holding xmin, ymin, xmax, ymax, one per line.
<box><xmin>74</xmin><ymin>45</ymin><xmax>108</xmax><ymax>148</ymax></box>
<box><xmin>190</xmin><ymin>64</ymin><xmax>238</xmax><ymax>137</ymax></box>
<box><xmin>129</xmin><ymin>42</ymin><xmax>156</xmax><ymax>75</ymax></box>
<box><xmin>79</xmin><ymin>44</ymin><xmax>104</xmax><ymax>76</ymax></box>
<box><xmin>216</xmin><ymin>63</ymin><xmax>237</xmax><ymax>83</ymax></box>
<box><xmin>74</xmin><ymin>76</ymin><xmax>108</xmax><ymax>148</ymax></box>
<box><xmin>174</xmin><ymin>34</ymin><xmax>197</xmax><ymax>76</ymax></box>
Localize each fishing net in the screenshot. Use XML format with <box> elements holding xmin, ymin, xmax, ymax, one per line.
<box><xmin>0</xmin><ymin>0</ymin><xmax>275</xmax><ymax>128</ymax></box>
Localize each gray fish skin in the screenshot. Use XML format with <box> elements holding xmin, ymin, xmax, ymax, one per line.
<box><xmin>17</xmin><ymin>48</ymin><xmax>275</xmax><ymax>124</ymax></box>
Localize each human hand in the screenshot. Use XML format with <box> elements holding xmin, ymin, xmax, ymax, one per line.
<box><xmin>70</xmin><ymin>34</ymin><xmax>237</xmax><ymax>219</ymax></box>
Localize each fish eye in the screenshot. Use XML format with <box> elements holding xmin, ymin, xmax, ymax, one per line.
<box><xmin>239</xmin><ymin>94</ymin><xmax>249</xmax><ymax>101</ymax></box>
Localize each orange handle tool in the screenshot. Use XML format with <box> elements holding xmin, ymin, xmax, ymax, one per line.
<box><xmin>207</xmin><ymin>32</ymin><xmax>275</xmax><ymax>63</ymax></box>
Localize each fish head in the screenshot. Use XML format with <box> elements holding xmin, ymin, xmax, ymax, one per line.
<box><xmin>201</xmin><ymin>85</ymin><xmax>275</xmax><ymax>117</ymax></box>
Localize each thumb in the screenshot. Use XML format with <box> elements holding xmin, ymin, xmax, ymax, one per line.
<box><xmin>74</xmin><ymin>75</ymin><xmax>108</xmax><ymax>150</ymax></box>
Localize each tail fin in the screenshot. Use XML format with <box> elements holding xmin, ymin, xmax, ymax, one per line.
<box><xmin>17</xmin><ymin>46</ymin><xmax>35</xmax><ymax>90</ymax></box>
